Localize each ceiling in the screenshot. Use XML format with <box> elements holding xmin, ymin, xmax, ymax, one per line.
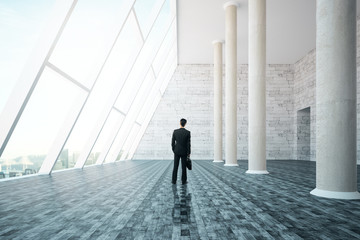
<box><xmin>177</xmin><ymin>0</ymin><xmax>360</xmax><ymax>64</ymax></box>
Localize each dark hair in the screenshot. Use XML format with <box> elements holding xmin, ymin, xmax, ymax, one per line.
<box><xmin>180</xmin><ymin>118</ymin><xmax>187</xmax><ymax>127</ymax></box>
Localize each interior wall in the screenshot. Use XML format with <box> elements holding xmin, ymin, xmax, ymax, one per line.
<box><xmin>133</xmin><ymin>64</ymin><xmax>295</xmax><ymax>160</ymax></box>
<box><xmin>293</xmin><ymin>17</ymin><xmax>360</xmax><ymax>164</ymax></box>
<box><xmin>293</xmin><ymin>49</ymin><xmax>316</xmax><ymax>161</ymax></box>
<box><xmin>134</xmin><ymin>18</ymin><xmax>360</xmax><ymax>162</ymax></box>
<box><xmin>296</xmin><ymin>107</ymin><xmax>311</xmax><ymax>160</ymax></box>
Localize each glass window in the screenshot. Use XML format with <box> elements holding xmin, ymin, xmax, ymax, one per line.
<box><xmin>114</xmin><ymin>69</ymin><xmax>156</xmax><ymax>119</ymax></box>
<box><xmin>94</xmin><ymin>11</ymin><xmax>143</xmax><ymax>97</ymax></box>
<box><xmin>0</xmin><ymin>0</ymin><xmax>56</xmax><ymax>113</ymax></box>
<box><xmin>160</xmin><ymin>52</ymin><xmax>177</xmax><ymax>95</ymax></box>
<box><xmin>49</xmin><ymin>0</ymin><xmax>134</xmax><ymax>89</ymax></box>
<box><xmin>119</xmin><ymin>124</ymin><xmax>141</xmax><ymax>161</ymax></box>
<box><xmin>91</xmin><ymin>0</ymin><xmax>176</xmax><ymax>163</ymax></box>
<box><xmin>107</xmin><ymin>70</ymin><xmax>158</xmax><ymax>163</ymax></box>
<box><xmin>0</xmin><ymin>67</ymin><xmax>87</xmax><ymax>178</ymax></box>
<box><xmin>128</xmin><ymin>93</ymin><xmax>161</xmax><ymax>159</ymax></box>
<box><xmin>127</xmin><ymin>54</ymin><xmax>176</xmax><ymax>159</ymax></box>
<box><xmin>55</xmin><ymin>12</ymin><xmax>143</xmax><ymax>170</ymax></box>
<box><xmin>95</xmin><ymin>108</ymin><xmax>125</xmax><ymax>165</ymax></box>
<box><xmin>134</xmin><ymin>0</ymin><xmax>165</xmax><ymax>38</ymax></box>
<box><xmin>107</xmin><ymin>3</ymin><xmax>177</xmax><ymax>162</ymax></box>
<box><xmin>104</xmin><ymin>115</ymin><xmax>134</xmax><ymax>163</ymax></box>
<box><xmin>85</xmin><ymin>110</ymin><xmax>124</xmax><ymax>166</ymax></box>
<box><xmin>145</xmin><ymin>0</ymin><xmax>176</xmax><ymax>50</ymax></box>
<box><xmin>115</xmin><ymin>0</ymin><xmax>176</xmax><ymax>114</ymax></box>
<box><xmin>136</xmin><ymin>48</ymin><xmax>176</xmax><ymax>125</ymax></box>
<box><xmin>129</xmin><ymin>70</ymin><xmax>157</xmax><ymax>113</ymax></box>
<box><xmin>152</xmin><ymin>22</ymin><xmax>176</xmax><ymax>76</ymax></box>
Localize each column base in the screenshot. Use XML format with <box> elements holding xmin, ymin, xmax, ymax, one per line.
<box><xmin>213</xmin><ymin>160</ymin><xmax>224</xmax><ymax>163</ymax></box>
<box><xmin>310</xmin><ymin>188</ymin><xmax>360</xmax><ymax>200</ymax></box>
<box><xmin>224</xmin><ymin>163</ymin><xmax>239</xmax><ymax>167</ymax></box>
<box><xmin>246</xmin><ymin>170</ymin><xmax>269</xmax><ymax>174</ymax></box>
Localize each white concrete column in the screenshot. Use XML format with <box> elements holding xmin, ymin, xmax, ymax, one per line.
<box><xmin>247</xmin><ymin>0</ymin><xmax>268</xmax><ymax>174</ymax></box>
<box><xmin>224</xmin><ymin>1</ymin><xmax>239</xmax><ymax>166</ymax></box>
<box><xmin>311</xmin><ymin>0</ymin><xmax>360</xmax><ymax>199</ymax></box>
<box><xmin>213</xmin><ymin>40</ymin><xmax>224</xmax><ymax>163</ymax></box>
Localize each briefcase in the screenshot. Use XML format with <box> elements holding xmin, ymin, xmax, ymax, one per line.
<box><xmin>186</xmin><ymin>156</ymin><xmax>192</xmax><ymax>170</ymax></box>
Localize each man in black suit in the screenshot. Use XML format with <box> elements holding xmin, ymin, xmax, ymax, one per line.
<box><xmin>171</xmin><ymin>118</ymin><xmax>191</xmax><ymax>185</ymax></box>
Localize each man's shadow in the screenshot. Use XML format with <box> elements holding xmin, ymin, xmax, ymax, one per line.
<box><xmin>172</xmin><ymin>184</ymin><xmax>191</xmax><ymax>223</ymax></box>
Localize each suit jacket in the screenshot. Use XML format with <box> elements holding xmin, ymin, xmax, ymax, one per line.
<box><xmin>171</xmin><ymin>128</ymin><xmax>191</xmax><ymax>156</ymax></box>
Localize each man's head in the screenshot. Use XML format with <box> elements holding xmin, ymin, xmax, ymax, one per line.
<box><xmin>180</xmin><ymin>118</ymin><xmax>187</xmax><ymax>127</ymax></box>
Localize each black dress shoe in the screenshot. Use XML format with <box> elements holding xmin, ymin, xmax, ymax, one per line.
<box><xmin>182</xmin><ymin>181</ymin><xmax>188</xmax><ymax>185</ymax></box>
<box><xmin>172</xmin><ymin>181</ymin><xmax>176</xmax><ymax>184</ymax></box>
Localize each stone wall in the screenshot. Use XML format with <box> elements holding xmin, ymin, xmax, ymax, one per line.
<box><xmin>133</xmin><ymin>64</ymin><xmax>295</xmax><ymax>160</ymax></box>
<box><xmin>293</xmin><ymin>49</ymin><xmax>316</xmax><ymax>161</ymax></box>
<box><xmin>293</xmin><ymin>17</ymin><xmax>360</xmax><ymax>163</ymax></box>
<box><xmin>266</xmin><ymin>65</ymin><xmax>295</xmax><ymax>160</ymax></box>
<box><xmin>296</xmin><ymin>107</ymin><xmax>311</xmax><ymax>160</ymax></box>
<box><xmin>134</xmin><ymin>17</ymin><xmax>360</xmax><ymax>162</ymax></box>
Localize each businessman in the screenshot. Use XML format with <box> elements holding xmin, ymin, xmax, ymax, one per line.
<box><xmin>171</xmin><ymin>118</ymin><xmax>191</xmax><ymax>185</ymax></box>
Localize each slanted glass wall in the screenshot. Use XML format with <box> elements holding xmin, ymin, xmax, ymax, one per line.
<box><xmin>0</xmin><ymin>0</ymin><xmax>177</xmax><ymax>179</ymax></box>
<box><xmin>0</xmin><ymin>0</ymin><xmax>56</xmax><ymax>114</ymax></box>
<box><xmin>0</xmin><ymin>0</ymin><xmax>57</xmax><ymax>177</ymax></box>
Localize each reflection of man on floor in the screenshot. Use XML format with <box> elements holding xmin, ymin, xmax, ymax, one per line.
<box><xmin>172</xmin><ymin>185</ymin><xmax>191</xmax><ymax>224</ymax></box>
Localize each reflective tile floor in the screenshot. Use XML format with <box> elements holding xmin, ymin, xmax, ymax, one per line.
<box><xmin>0</xmin><ymin>160</ymin><xmax>360</xmax><ymax>239</ymax></box>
